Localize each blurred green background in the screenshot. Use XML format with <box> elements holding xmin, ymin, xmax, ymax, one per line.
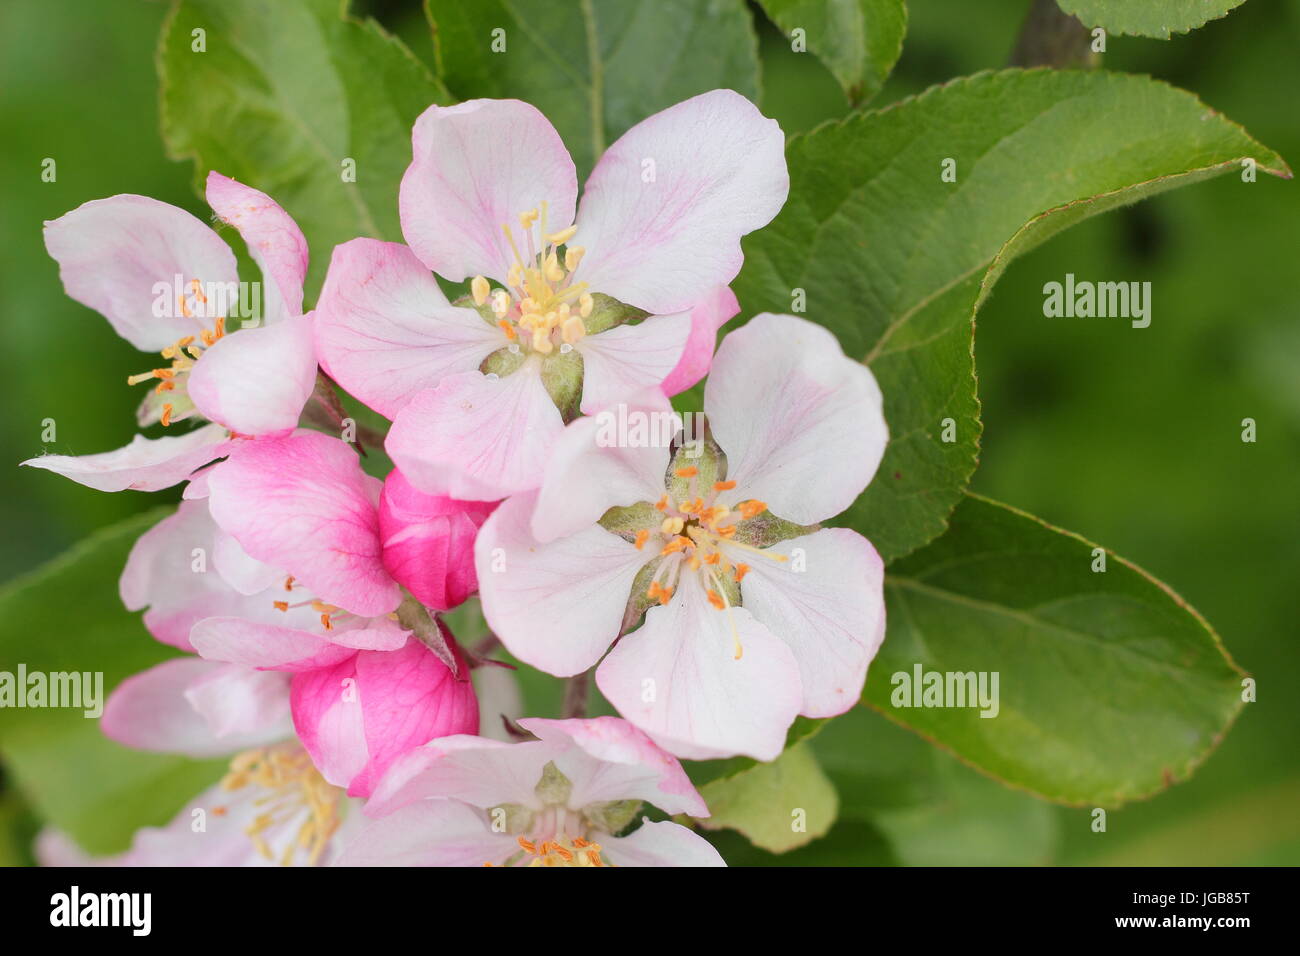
<box><xmin>1</xmin><ymin>0</ymin><xmax>1296</xmax><ymax>865</ymax></box>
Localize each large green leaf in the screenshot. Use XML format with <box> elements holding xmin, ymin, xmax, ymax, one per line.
<box><xmin>754</xmin><ymin>0</ymin><xmax>906</xmax><ymax>106</ymax></box>
<box><xmin>0</xmin><ymin>510</ymin><xmax>225</xmax><ymax>855</ymax></box>
<box><xmin>1057</xmin><ymin>0</ymin><xmax>1247</xmax><ymax>38</ymax></box>
<box><xmin>865</xmin><ymin>494</ymin><xmax>1247</xmax><ymax>806</ymax></box>
<box><xmin>815</xmin><ymin>706</ymin><xmax>1059</xmax><ymax>865</ymax></box>
<box><xmin>158</xmin><ymin>0</ymin><xmax>449</xmax><ymax>295</ymax></box>
<box><xmin>734</xmin><ymin>68</ymin><xmax>1289</xmax><ymax>562</ymax></box>
<box><xmin>425</xmin><ymin>0</ymin><xmax>761</xmax><ymax>179</ymax></box>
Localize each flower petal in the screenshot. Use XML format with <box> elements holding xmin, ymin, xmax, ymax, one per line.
<box><xmin>314</xmin><ymin>239</ymin><xmax>505</xmax><ymax>419</ymax></box>
<box><xmin>290</xmin><ymin>655</ymin><xmax>368</xmax><ymax>790</ymax></box>
<box><xmin>576</xmin><ymin>311</ymin><xmax>692</xmax><ymax>414</ymax></box>
<box><xmin>335</xmin><ymin>800</ymin><xmax>514</xmax><ymax>867</ymax></box>
<box><xmin>22</xmin><ymin>424</ymin><xmax>232</xmax><ymax>493</ymax></box>
<box><xmin>183</xmin><ymin>664</ymin><xmax>292</xmax><ymax>740</ymax></box>
<box><xmin>476</xmin><ymin>493</ymin><xmax>645</xmax><ymax>677</ymax></box>
<box><xmin>575</xmin><ymin>90</ymin><xmax>787</xmax><ymax>315</ymax></box>
<box><xmin>378</xmin><ymin>468</ymin><xmax>495</xmax><ymax>611</ymax></box>
<box><xmin>386</xmin><ymin>364</ymin><xmax>565</xmax><ymax>501</ymax></box>
<box><xmin>187</xmin><ymin>312</ymin><xmax>317</xmax><ymax>437</ymax></box>
<box><xmin>347</xmin><ymin>636</ymin><xmax>480</xmax><ymax>798</ymax></box>
<box><xmin>595</xmin><ymin>571</ymin><xmax>802</xmax><ymax>761</ymax></box>
<box><xmin>206</xmin><ymin>431</ymin><xmax>401</xmax><ymax>617</ymax></box>
<box><xmin>189</xmin><ymin>617</ymin><xmax>393</xmax><ymax>672</ymax></box>
<box><xmin>660</xmin><ymin>286</ymin><xmax>739</xmax><ymax>396</ymax></box>
<box><xmin>205</xmin><ymin>171</ymin><xmax>308</xmax><ymax>322</ymax></box>
<box><xmin>365</xmin><ymin>736</ymin><xmax>549</xmax><ymax>816</ymax></box>
<box><xmin>102</xmin><ymin>658</ymin><xmax>284</xmax><ymax>757</ymax></box>
<box><xmin>43</xmin><ymin>194</ymin><xmax>239</xmax><ymax>350</ymax></box>
<box><xmin>519</xmin><ymin>716</ymin><xmax>708</xmax><ymax>817</ymax></box>
<box><xmin>728</xmin><ymin>529</ymin><xmax>885</xmax><ymax>718</ymax></box>
<box><xmin>399</xmin><ymin>99</ymin><xmax>577</xmax><ymax>283</ymax></box>
<box><xmin>603</xmin><ymin>819</ymin><xmax>726</xmax><ymax>867</ymax></box>
<box><xmin>705</xmin><ymin>313</ymin><xmax>888</xmax><ymax>525</ymax></box>
<box><xmin>531</xmin><ymin>389</ymin><xmax>674</xmax><ymax>543</ymax></box>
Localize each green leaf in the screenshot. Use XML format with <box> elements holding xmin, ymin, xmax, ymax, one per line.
<box><xmin>754</xmin><ymin>0</ymin><xmax>906</xmax><ymax>106</ymax></box>
<box><xmin>734</xmin><ymin>68</ymin><xmax>1289</xmax><ymax>562</ymax></box>
<box><xmin>815</xmin><ymin>706</ymin><xmax>1059</xmax><ymax>865</ymax></box>
<box><xmin>0</xmin><ymin>511</ymin><xmax>225</xmax><ymax>855</ymax></box>
<box><xmin>695</xmin><ymin>740</ymin><xmax>838</xmax><ymax>852</ymax></box>
<box><xmin>425</xmin><ymin>0</ymin><xmax>761</xmax><ymax>179</ymax></box>
<box><xmin>866</xmin><ymin>493</ymin><xmax>1247</xmax><ymax>806</ymax></box>
<box><xmin>158</xmin><ymin>0</ymin><xmax>450</xmax><ymax>295</ymax></box>
<box><xmin>1057</xmin><ymin>0</ymin><xmax>1248</xmax><ymax>39</ymax></box>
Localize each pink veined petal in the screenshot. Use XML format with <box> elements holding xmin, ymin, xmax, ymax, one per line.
<box><xmin>21</xmin><ymin>423</ymin><xmax>232</xmax><ymax>493</ymax></box>
<box><xmin>378</xmin><ymin>468</ymin><xmax>495</xmax><ymax>611</ymax></box>
<box><xmin>603</xmin><ymin>819</ymin><xmax>727</xmax><ymax>867</ymax></box>
<box><xmin>101</xmin><ymin>658</ymin><xmax>283</xmax><ymax>758</ymax></box>
<box><xmin>43</xmin><ymin>194</ymin><xmax>240</xmax><ymax>351</ymax></box>
<box><xmin>728</xmin><ymin>528</ymin><xmax>886</xmax><ymax>719</ymax></box>
<box><xmin>211</xmin><ymin>524</ymin><xmax>283</xmax><ymax>596</ymax></box>
<box><xmin>385</xmin><ymin>364</ymin><xmax>565</xmax><ymax>501</ymax></box>
<box><xmin>475</xmin><ymin>492</ymin><xmax>647</xmax><ymax>677</ymax></box>
<box><xmin>519</xmin><ymin>717</ymin><xmax>708</xmax><ymax>818</ymax></box>
<box><xmin>187</xmin><ymin>312</ymin><xmax>317</xmax><ymax>437</ymax></box>
<box><xmin>706</xmin><ymin>313</ymin><xmax>888</xmax><ymax>525</ymax></box>
<box><xmin>530</xmin><ymin>388</ymin><xmax>674</xmax><ymax>544</ymax></box>
<box><xmin>575</xmin><ymin>311</ymin><xmax>693</xmax><ymax>414</ymax></box>
<box><xmin>335</xmin><ymin>800</ymin><xmax>515</xmax><ymax>867</ymax></box>
<box><xmin>595</xmin><ymin>571</ymin><xmax>803</xmax><ymax>762</ymax></box>
<box><xmin>364</xmin><ymin>736</ymin><xmax>551</xmax><ymax>817</ymax></box>
<box><xmin>290</xmin><ymin>654</ymin><xmax>369</xmax><ymax>791</ymax></box>
<box><xmin>206</xmin><ymin>431</ymin><xmax>402</xmax><ymax>617</ymax></box>
<box><xmin>205</xmin><ymin>171</ymin><xmax>308</xmax><ymax>323</ymax></box>
<box><xmin>399</xmin><ymin>99</ymin><xmax>578</xmax><ymax>283</ymax></box>
<box><xmin>660</xmin><ymin>286</ymin><xmax>740</xmax><ymax>396</ymax></box>
<box><xmin>574</xmin><ymin>90</ymin><xmax>788</xmax><ymax>315</ymax></box>
<box><xmin>313</xmin><ymin>239</ymin><xmax>506</xmax><ymax>419</ymax></box>
<box><xmin>183</xmin><ymin>663</ymin><xmax>293</xmax><ymax>740</ymax></box>
<box><xmin>347</xmin><ymin>636</ymin><xmax>480</xmax><ymax>798</ymax></box>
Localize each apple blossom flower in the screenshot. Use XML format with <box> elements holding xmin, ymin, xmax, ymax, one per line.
<box><xmin>22</xmin><ymin>172</ymin><xmax>316</xmax><ymax>492</ymax></box>
<box><xmin>474</xmin><ymin>314</ymin><xmax>889</xmax><ymax>761</ymax></box>
<box><xmin>314</xmin><ymin>90</ymin><xmax>787</xmax><ymax>501</ymax></box>
<box><xmin>338</xmin><ymin>716</ymin><xmax>724</xmax><ymax>867</ymax></box>
<box><xmin>106</xmin><ymin>454</ymin><xmax>481</xmax><ymax>798</ymax></box>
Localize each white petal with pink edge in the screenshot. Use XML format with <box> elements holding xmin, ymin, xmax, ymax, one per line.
<box><xmin>386</xmin><ymin>364</ymin><xmax>565</xmax><ymax>501</ymax></box>
<box><xmin>43</xmin><ymin>194</ymin><xmax>239</xmax><ymax>351</ymax></box>
<box><xmin>576</xmin><ymin>310</ymin><xmax>692</xmax><ymax>414</ymax></box>
<box><xmin>399</xmin><ymin>99</ymin><xmax>577</xmax><ymax>283</ymax></box>
<box><xmin>574</xmin><ymin>89</ymin><xmax>787</xmax><ymax>316</ymax></box>
<box><xmin>314</xmin><ymin>239</ymin><xmax>506</xmax><ymax>419</ymax></box>
<box><xmin>604</xmin><ymin>819</ymin><xmax>727</xmax><ymax>867</ymax></box>
<box><xmin>22</xmin><ymin>424</ymin><xmax>232</xmax><ymax>493</ymax></box>
<box><xmin>728</xmin><ymin>528</ymin><xmax>886</xmax><ymax>718</ymax></box>
<box><xmin>335</xmin><ymin>800</ymin><xmax>515</xmax><ymax>867</ymax></box>
<box><xmin>595</xmin><ymin>572</ymin><xmax>802</xmax><ymax>761</ymax></box>
<box><xmin>476</xmin><ymin>493</ymin><xmax>646</xmax><ymax>677</ymax></box>
<box><xmin>706</xmin><ymin>313</ymin><xmax>888</xmax><ymax>525</ymax></box>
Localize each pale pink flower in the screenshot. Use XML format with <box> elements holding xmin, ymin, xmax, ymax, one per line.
<box><xmin>338</xmin><ymin>717</ymin><xmax>724</xmax><ymax>867</ymax></box>
<box><xmin>314</xmin><ymin>90</ymin><xmax>787</xmax><ymax>501</ymax></box>
<box><xmin>23</xmin><ymin>172</ymin><xmax>316</xmax><ymax>492</ymax></box>
<box><xmin>475</xmin><ymin>314</ymin><xmax>889</xmax><ymax>761</ymax></box>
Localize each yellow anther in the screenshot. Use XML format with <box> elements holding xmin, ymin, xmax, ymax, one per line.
<box><xmin>543</xmin><ymin>253</ymin><xmax>564</xmax><ymax>283</ymax></box>
<box><xmin>565</xmin><ymin>246</ymin><xmax>585</xmax><ymax>271</ymax></box>
<box><xmin>579</xmin><ymin>292</ymin><xmax>594</xmax><ymax>318</ymax></box>
<box><xmin>661</xmin><ymin>516</ymin><xmax>684</xmax><ymax>536</ymax></box>
<box><xmin>519</xmin><ymin>208</ymin><xmax>538</xmax><ymax>229</ymax></box>
<box><xmin>491</xmin><ymin>289</ymin><xmax>511</xmax><ymax>318</ymax></box>
<box><xmin>532</xmin><ymin>330</ymin><xmax>554</xmax><ymax>355</ymax></box>
<box><xmin>471</xmin><ymin>275</ymin><xmax>490</xmax><ymax>306</ymax></box>
<box><xmin>545</xmin><ymin>225</ymin><xmax>578</xmax><ymax>245</ymax></box>
<box><xmin>561</xmin><ymin>315</ymin><xmax>586</xmax><ymax>344</ymax></box>
<box><xmin>634</xmin><ymin>528</ymin><xmax>650</xmax><ymax>550</ymax></box>
<box><xmin>674</xmin><ymin>466</ymin><xmax>698</xmax><ymax>478</ymax></box>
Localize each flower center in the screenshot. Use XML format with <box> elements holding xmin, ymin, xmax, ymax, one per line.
<box><xmin>127</xmin><ymin>293</ymin><xmax>226</xmax><ymax>427</ymax></box>
<box><xmin>470</xmin><ymin>201</ymin><xmax>594</xmax><ymax>356</ymax></box>
<box><xmin>217</xmin><ymin>744</ymin><xmax>342</xmax><ymax>866</ymax></box>
<box><xmin>634</xmin><ymin>467</ymin><xmax>787</xmax><ymax>659</ymax></box>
